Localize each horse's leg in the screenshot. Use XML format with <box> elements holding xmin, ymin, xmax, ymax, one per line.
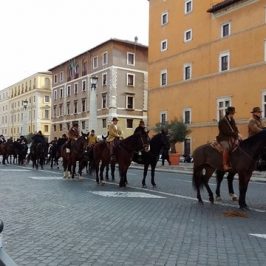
<box><xmin>95</xmin><ymin>162</ymin><xmax>100</xmax><ymax>184</ymax></box>
<box><xmin>105</xmin><ymin>164</ymin><xmax>109</xmax><ymax>180</ymax></box>
<box><xmin>142</xmin><ymin>164</ymin><xmax>149</xmax><ymax>188</ymax></box>
<box><xmin>227</xmin><ymin>172</ymin><xmax>238</xmax><ymax>201</ymax></box>
<box><xmin>238</xmin><ymin>172</ymin><xmax>251</xmax><ymax>210</ymax></box>
<box><xmin>215</xmin><ymin>170</ymin><xmax>225</xmax><ymax>201</ymax></box>
<box><xmin>193</xmin><ymin>167</ymin><xmax>204</xmax><ymax>204</ymax></box>
<box><xmin>203</xmin><ymin>168</ymin><xmax>215</xmax><ymax>203</ymax></box>
<box><xmin>151</xmin><ymin>161</ymin><xmax>157</xmax><ymax>188</ymax></box>
<box><xmin>99</xmin><ymin>163</ymin><xmax>106</xmax><ymax>184</ymax></box>
<box><xmin>111</xmin><ymin>162</ymin><xmax>115</xmax><ymax>181</ymax></box>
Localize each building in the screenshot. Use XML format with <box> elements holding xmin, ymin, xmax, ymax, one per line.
<box><xmin>0</xmin><ymin>72</ymin><xmax>52</xmax><ymax>140</ymax></box>
<box><xmin>148</xmin><ymin>0</ymin><xmax>266</xmax><ymax>155</ymax></box>
<box><xmin>49</xmin><ymin>38</ymin><xmax>148</xmax><ymax>139</ymax></box>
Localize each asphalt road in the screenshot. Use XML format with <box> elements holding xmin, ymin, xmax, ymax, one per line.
<box><xmin>0</xmin><ymin>163</ymin><xmax>266</xmax><ymax>266</ymax></box>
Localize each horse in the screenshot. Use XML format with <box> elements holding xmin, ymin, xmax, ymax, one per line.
<box><xmin>61</xmin><ymin>132</ymin><xmax>89</xmax><ymax>179</ymax></box>
<box><xmin>28</xmin><ymin>141</ymin><xmax>48</xmax><ymax>170</ymax></box>
<box><xmin>133</xmin><ymin>132</ymin><xmax>170</xmax><ymax>188</ymax></box>
<box><xmin>192</xmin><ymin>129</ymin><xmax>266</xmax><ymax>209</ymax></box>
<box><xmin>91</xmin><ymin>130</ymin><xmax>150</xmax><ymax>186</ymax></box>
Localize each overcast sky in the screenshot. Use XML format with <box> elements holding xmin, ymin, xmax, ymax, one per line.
<box><xmin>0</xmin><ymin>0</ymin><xmax>149</xmax><ymax>89</ymax></box>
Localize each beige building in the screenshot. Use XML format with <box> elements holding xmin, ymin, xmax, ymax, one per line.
<box><xmin>49</xmin><ymin>38</ymin><xmax>148</xmax><ymax>139</ymax></box>
<box><xmin>148</xmin><ymin>0</ymin><xmax>266</xmax><ymax>155</ymax></box>
<box><xmin>0</xmin><ymin>72</ymin><xmax>52</xmax><ymax>140</ymax></box>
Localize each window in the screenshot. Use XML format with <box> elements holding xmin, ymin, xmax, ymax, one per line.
<box><xmin>60</xmin><ymin>88</ymin><xmax>63</xmax><ymax>98</ymax></box>
<box><xmin>44</xmin><ymin>95</ymin><xmax>50</xmax><ymax>103</ymax></box>
<box><xmin>183</xmin><ymin>109</ymin><xmax>191</xmax><ymax>124</ymax></box>
<box><xmin>66</xmin><ymin>102</ymin><xmax>70</xmax><ymax>115</ymax></box>
<box><xmin>217</xmin><ymin>98</ymin><xmax>231</xmax><ymax>120</ymax></box>
<box><xmin>82</xmin><ymin>80</ymin><xmax>86</xmax><ymax>91</ymax></box>
<box><xmin>184</xmin><ymin>64</ymin><xmax>192</xmax><ymax>80</ymax></box>
<box><xmin>44</xmin><ymin>125</ymin><xmax>49</xmax><ymax>132</ymax></box>
<box><xmin>44</xmin><ymin>110</ymin><xmax>49</xmax><ymax>119</ymax></box>
<box><xmin>127</xmin><ymin>52</ymin><xmax>135</xmax><ymax>65</ymax></box>
<box><xmin>54</xmin><ymin>74</ymin><xmax>58</xmax><ymax>84</ymax></box>
<box><xmin>53</xmin><ymin>124</ymin><xmax>56</xmax><ymax>132</ymax></box>
<box><xmin>160</xmin><ymin>70</ymin><xmax>167</xmax><ymax>86</ymax></box>
<box><xmin>102</xmin><ymin>73</ymin><xmax>107</xmax><ymax>86</ymax></box>
<box><xmin>127</xmin><ymin>119</ymin><xmax>133</xmax><ymax>128</ymax></box>
<box><xmin>82</xmin><ymin>121</ymin><xmax>86</xmax><ymax>130</ymax></box>
<box><xmin>67</xmin><ymin>123</ymin><xmax>70</xmax><ymax>130</ymax></box>
<box><xmin>74</xmin><ymin>101</ymin><xmax>78</xmax><ymax>114</ymax></box>
<box><xmin>60</xmin><ymin>72</ymin><xmax>64</xmax><ymax>82</ymax></box>
<box><xmin>185</xmin><ymin>0</ymin><xmax>193</xmax><ymax>14</ymax></box>
<box><xmin>263</xmin><ymin>93</ymin><xmax>266</xmax><ymax>118</ymax></box>
<box><xmin>59</xmin><ymin>104</ymin><xmax>63</xmax><ymax>116</ymax></box>
<box><xmin>161</xmin><ymin>40</ymin><xmax>168</xmax><ymax>51</ymax></box>
<box><xmin>102</xmin><ymin>52</ymin><xmax>108</xmax><ymax>65</ymax></box>
<box><xmin>161</xmin><ymin>12</ymin><xmax>168</xmax><ymax>25</ymax></box>
<box><xmin>126</xmin><ymin>95</ymin><xmax>134</xmax><ymax>109</ymax></box>
<box><xmin>67</xmin><ymin>85</ymin><xmax>71</xmax><ymax>96</ymax></box>
<box><xmin>93</xmin><ymin>56</ymin><xmax>98</xmax><ymax>69</ymax></box>
<box><xmin>59</xmin><ymin>124</ymin><xmax>63</xmax><ymax>131</ymax></box>
<box><xmin>74</xmin><ymin>83</ymin><xmax>78</xmax><ymax>94</ymax></box>
<box><xmin>82</xmin><ymin>99</ymin><xmax>86</xmax><ymax>112</ymax></box>
<box><xmin>102</xmin><ymin>119</ymin><xmax>107</xmax><ymax>128</ymax></box>
<box><xmin>127</xmin><ymin>73</ymin><xmax>135</xmax><ymax>86</ymax></box>
<box><xmin>102</xmin><ymin>93</ymin><xmax>107</xmax><ymax>108</ymax></box>
<box><xmin>53</xmin><ymin>90</ymin><xmax>57</xmax><ymax>100</ymax></box>
<box><xmin>184</xmin><ymin>29</ymin><xmax>192</xmax><ymax>42</ymax></box>
<box><xmin>160</xmin><ymin>112</ymin><xmax>167</xmax><ymax>124</ymax></box>
<box><xmin>53</xmin><ymin>105</ymin><xmax>57</xmax><ymax>118</ymax></box>
<box><xmin>221</xmin><ymin>22</ymin><xmax>230</xmax><ymax>38</ymax></box>
<box><xmin>219</xmin><ymin>52</ymin><xmax>230</xmax><ymax>72</ymax></box>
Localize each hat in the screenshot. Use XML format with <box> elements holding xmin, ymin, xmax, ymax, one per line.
<box><xmin>226</xmin><ymin>106</ymin><xmax>235</xmax><ymax>115</ymax></box>
<box><xmin>112</xmin><ymin>117</ymin><xmax>119</xmax><ymax>122</ymax></box>
<box><xmin>251</xmin><ymin>107</ymin><xmax>262</xmax><ymax>113</ymax></box>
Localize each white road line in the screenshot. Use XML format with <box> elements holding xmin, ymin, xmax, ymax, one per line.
<box><xmin>249</xmin><ymin>234</ymin><xmax>266</xmax><ymax>239</ymax></box>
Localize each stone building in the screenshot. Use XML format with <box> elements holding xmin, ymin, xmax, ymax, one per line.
<box><xmin>49</xmin><ymin>38</ymin><xmax>148</xmax><ymax>139</ymax></box>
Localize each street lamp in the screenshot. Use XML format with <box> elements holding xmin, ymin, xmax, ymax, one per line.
<box><xmin>90</xmin><ymin>76</ymin><xmax>98</xmax><ymax>90</ymax></box>
<box><xmin>22</xmin><ymin>99</ymin><xmax>28</xmax><ymax>136</ymax></box>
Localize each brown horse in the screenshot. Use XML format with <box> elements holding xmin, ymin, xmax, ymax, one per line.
<box><xmin>92</xmin><ymin>130</ymin><xmax>150</xmax><ymax>187</ymax></box>
<box><xmin>61</xmin><ymin>132</ymin><xmax>89</xmax><ymax>179</ymax></box>
<box><xmin>192</xmin><ymin>129</ymin><xmax>266</xmax><ymax>209</ymax></box>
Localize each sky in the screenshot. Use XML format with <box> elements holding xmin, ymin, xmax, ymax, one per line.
<box><xmin>0</xmin><ymin>0</ymin><xmax>149</xmax><ymax>89</ymax></box>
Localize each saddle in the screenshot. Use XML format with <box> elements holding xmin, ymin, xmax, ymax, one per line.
<box><xmin>210</xmin><ymin>140</ymin><xmax>223</xmax><ymax>153</ymax></box>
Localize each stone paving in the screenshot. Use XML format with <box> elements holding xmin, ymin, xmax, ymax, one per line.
<box><xmin>0</xmin><ymin>164</ymin><xmax>266</xmax><ymax>265</ymax></box>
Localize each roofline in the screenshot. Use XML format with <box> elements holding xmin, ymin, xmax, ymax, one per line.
<box><xmin>48</xmin><ymin>38</ymin><xmax>148</xmax><ymax>71</ymax></box>
<box><xmin>207</xmin><ymin>0</ymin><xmax>243</xmax><ymax>13</ymax></box>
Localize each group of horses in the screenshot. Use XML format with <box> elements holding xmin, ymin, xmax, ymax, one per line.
<box><xmin>2</xmin><ymin>128</ymin><xmax>266</xmax><ymax>210</ymax></box>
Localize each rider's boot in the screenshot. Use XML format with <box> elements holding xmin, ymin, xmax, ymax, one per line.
<box><xmin>223</xmin><ymin>150</ymin><xmax>231</xmax><ymax>171</ymax></box>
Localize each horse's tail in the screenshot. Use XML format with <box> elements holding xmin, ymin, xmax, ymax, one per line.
<box><xmin>192</xmin><ymin>166</ymin><xmax>204</xmax><ymax>190</ymax></box>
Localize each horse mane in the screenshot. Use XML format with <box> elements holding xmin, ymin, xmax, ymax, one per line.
<box><xmin>240</xmin><ymin>129</ymin><xmax>266</xmax><ymax>150</ymax></box>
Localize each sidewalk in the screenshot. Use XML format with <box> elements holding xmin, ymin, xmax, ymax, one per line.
<box><xmin>130</xmin><ymin>161</ymin><xmax>266</xmax><ymax>182</ymax></box>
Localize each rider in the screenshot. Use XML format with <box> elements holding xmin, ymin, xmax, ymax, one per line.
<box><xmin>107</xmin><ymin>117</ymin><xmax>123</xmax><ymax>160</ymax></box>
<box><xmin>31</xmin><ymin>131</ymin><xmax>45</xmax><ymax>145</ymax></box>
<box><xmin>248</xmin><ymin>107</ymin><xmax>264</xmax><ymax>137</ymax></box>
<box><xmin>88</xmin><ymin>129</ymin><xmax>98</xmax><ymax>146</ymax></box>
<box><xmin>134</xmin><ymin>120</ymin><xmax>146</xmax><ymax>134</ymax></box>
<box><xmin>66</xmin><ymin>123</ymin><xmax>80</xmax><ymax>152</ymax></box>
<box><xmin>217</xmin><ymin>106</ymin><xmax>240</xmax><ymax>171</ymax></box>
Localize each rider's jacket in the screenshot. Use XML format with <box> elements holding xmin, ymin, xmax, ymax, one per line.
<box><xmin>107</xmin><ymin>124</ymin><xmax>122</xmax><ymax>142</ymax></box>
<box><xmin>68</xmin><ymin>127</ymin><xmax>80</xmax><ymax>140</ymax></box>
<box><xmin>248</xmin><ymin>116</ymin><xmax>264</xmax><ymax>137</ymax></box>
<box><xmin>217</xmin><ymin>116</ymin><xmax>239</xmax><ymax>142</ymax></box>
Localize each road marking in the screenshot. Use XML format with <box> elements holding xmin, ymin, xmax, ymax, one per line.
<box><xmin>249</xmin><ymin>234</ymin><xmax>266</xmax><ymax>239</ymax></box>
<box><xmin>0</xmin><ymin>169</ymin><xmax>30</xmax><ymax>172</ymax></box>
<box><xmin>29</xmin><ymin>176</ymin><xmax>63</xmax><ymax>180</ymax></box>
<box><xmin>90</xmin><ymin>191</ymin><xmax>165</xmax><ymax>198</ymax></box>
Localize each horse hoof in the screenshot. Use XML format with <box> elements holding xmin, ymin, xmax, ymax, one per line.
<box><xmin>229</xmin><ymin>193</ymin><xmax>238</xmax><ymax>201</ymax></box>
<box><xmin>142</xmin><ymin>184</ymin><xmax>147</xmax><ymax>188</ymax></box>
<box><xmin>216</xmin><ymin>196</ymin><xmax>222</xmax><ymax>201</ymax></box>
<box><xmin>152</xmin><ymin>183</ymin><xmax>157</xmax><ymax>188</ymax></box>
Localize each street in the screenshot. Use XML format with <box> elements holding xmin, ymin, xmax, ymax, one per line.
<box><xmin>0</xmin><ymin>163</ymin><xmax>266</xmax><ymax>266</ymax></box>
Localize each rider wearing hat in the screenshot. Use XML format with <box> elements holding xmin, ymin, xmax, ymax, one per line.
<box><xmin>107</xmin><ymin>117</ymin><xmax>123</xmax><ymax>160</ymax></box>
<box><xmin>217</xmin><ymin>106</ymin><xmax>240</xmax><ymax>171</ymax></box>
<box><xmin>248</xmin><ymin>107</ymin><xmax>264</xmax><ymax>137</ymax></box>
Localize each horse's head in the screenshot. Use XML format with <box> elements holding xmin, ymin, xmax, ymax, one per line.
<box><xmin>135</xmin><ymin>130</ymin><xmax>150</xmax><ymax>152</ymax></box>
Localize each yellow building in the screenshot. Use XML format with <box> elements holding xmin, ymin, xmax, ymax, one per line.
<box><xmin>148</xmin><ymin>0</ymin><xmax>266</xmax><ymax>155</ymax></box>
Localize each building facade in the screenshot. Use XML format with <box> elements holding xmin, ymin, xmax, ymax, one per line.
<box><xmin>148</xmin><ymin>0</ymin><xmax>266</xmax><ymax>155</ymax></box>
<box><xmin>0</xmin><ymin>72</ymin><xmax>52</xmax><ymax>140</ymax></box>
<box><xmin>49</xmin><ymin>38</ymin><xmax>148</xmax><ymax>139</ymax></box>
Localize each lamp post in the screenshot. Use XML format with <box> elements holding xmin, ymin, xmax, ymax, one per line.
<box><xmin>22</xmin><ymin>99</ymin><xmax>28</xmax><ymax>136</ymax></box>
<box><xmin>89</xmin><ymin>76</ymin><xmax>98</xmax><ymax>132</ymax></box>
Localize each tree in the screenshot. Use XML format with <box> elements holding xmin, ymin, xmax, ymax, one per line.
<box><xmin>154</xmin><ymin>118</ymin><xmax>191</xmax><ymax>153</ymax></box>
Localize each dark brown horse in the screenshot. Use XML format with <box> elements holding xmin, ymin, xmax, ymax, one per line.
<box><xmin>92</xmin><ymin>130</ymin><xmax>150</xmax><ymax>187</ymax></box>
<box><xmin>192</xmin><ymin>129</ymin><xmax>266</xmax><ymax>209</ymax></box>
<box><xmin>61</xmin><ymin>132</ymin><xmax>89</xmax><ymax>179</ymax></box>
